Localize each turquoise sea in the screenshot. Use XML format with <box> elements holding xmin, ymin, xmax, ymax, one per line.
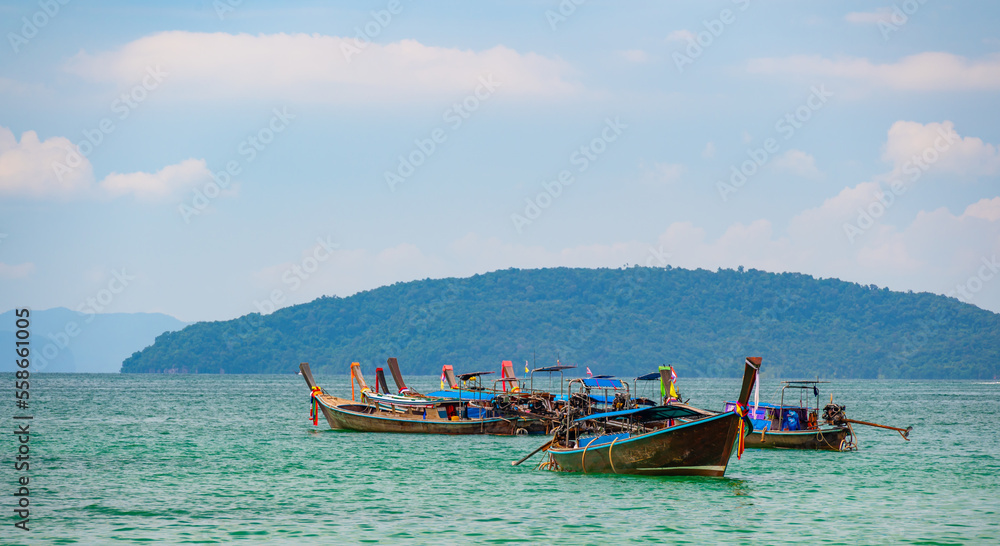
<box><xmin>3</xmin><ymin>374</ymin><xmax>999</xmax><ymax>544</ymax></box>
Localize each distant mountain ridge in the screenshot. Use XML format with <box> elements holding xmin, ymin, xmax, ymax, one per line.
<box><xmin>0</xmin><ymin>308</ymin><xmax>188</xmax><ymax>373</ymax></box>
<box><xmin>119</xmin><ymin>267</ymin><xmax>1000</xmax><ymax>379</ymax></box>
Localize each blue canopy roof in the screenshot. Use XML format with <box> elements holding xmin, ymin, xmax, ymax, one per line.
<box><xmin>426</xmin><ymin>390</ymin><xmax>497</xmax><ymax>401</ymax></box>
<box><xmin>574</xmin><ymin>405</ymin><xmax>706</xmax><ymax>423</ymax></box>
<box><xmin>583</xmin><ymin>378</ymin><xmax>624</xmax><ymax>388</ymax></box>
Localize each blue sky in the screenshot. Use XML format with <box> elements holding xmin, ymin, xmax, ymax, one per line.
<box><xmin>2</xmin><ymin>0</ymin><xmax>999</xmax><ymax>322</ymax></box>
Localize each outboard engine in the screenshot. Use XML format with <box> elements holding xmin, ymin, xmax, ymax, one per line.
<box><xmin>823</xmin><ymin>403</ymin><xmax>848</xmax><ymax>425</ymax></box>
<box><xmin>493</xmin><ymin>394</ymin><xmax>516</xmax><ymax>413</ymax></box>
<box><xmin>612</xmin><ymin>391</ymin><xmax>631</xmax><ymax>411</ymax></box>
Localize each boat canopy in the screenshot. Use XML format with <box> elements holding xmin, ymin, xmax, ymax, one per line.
<box><xmin>583</xmin><ymin>378</ymin><xmax>625</xmax><ymax>389</ymax></box>
<box><xmin>456</xmin><ymin>371</ymin><xmax>494</xmax><ymax>381</ymax></box>
<box><xmin>635</xmin><ymin>372</ymin><xmax>660</xmax><ymax>381</ymax></box>
<box><xmin>531</xmin><ymin>365</ymin><xmax>576</xmax><ymax>373</ymax></box>
<box><xmin>426</xmin><ymin>390</ymin><xmax>497</xmax><ymax>401</ymax></box>
<box><xmin>574</xmin><ymin>405</ymin><xmax>704</xmax><ymax>423</ymax></box>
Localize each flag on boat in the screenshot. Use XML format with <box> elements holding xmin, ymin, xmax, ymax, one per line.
<box><xmin>659</xmin><ymin>365</ymin><xmax>679</xmax><ymax>400</ymax></box>
<box><xmin>586</xmin><ymin>367</ymin><xmax>593</xmax><ymax>377</ymax></box>
<box><xmin>440</xmin><ymin>368</ymin><xmax>446</xmax><ymax>389</ymax></box>
<box><xmin>525</xmin><ymin>361</ymin><xmax>529</xmax><ymax>374</ymax></box>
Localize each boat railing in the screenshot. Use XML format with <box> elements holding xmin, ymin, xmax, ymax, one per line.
<box><xmin>777</xmin><ymin>380</ymin><xmax>828</xmax><ymax>431</ymax></box>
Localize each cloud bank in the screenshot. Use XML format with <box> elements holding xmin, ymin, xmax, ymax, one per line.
<box><xmin>65</xmin><ymin>32</ymin><xmax>579</xmax><ymax>103</ymax></box>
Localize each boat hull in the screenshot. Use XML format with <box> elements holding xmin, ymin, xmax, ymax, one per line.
<box><xmin>316</xmin><ymin>396</ymin><xmax>526</xmax><ymax>435</ymax></box>
<box><xmin>548</xmin><ymin>412</ymin><xmax>741</xmax><ymax>477</ymax></box>
<box><xmin>746</xmin><ymin>426</ymin><xmax>849</xmax><ymax>451</ymax></box>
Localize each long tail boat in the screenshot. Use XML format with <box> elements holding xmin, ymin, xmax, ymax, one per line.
<box><xmin>529</xmin><ymin>357</ymin><xmax>761</xmax><ymax>477</ymax></box>
<box><xmin>426</xmin><ymin>360</ymin><xmax>567</xmax><ymax>434</ymax></box>
<box><xmin>300</xmin><ymin>362</ymin><xmax>532</xmax><ymax>435</ymax></box>
<box><xmin>723</xmin><ymin>380</ymin><xmax>911</xmax><ymax>451</ymax></box>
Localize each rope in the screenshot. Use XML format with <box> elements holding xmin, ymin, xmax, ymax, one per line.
<box><xmin>819</xmin><ymin>429</ymin><xmax>839</xmax><ymax>450</ymax></box>
<box><xmin>733</xmin><ymin>402</ymin><xmax>749</xmax><ymax>459</ymax></box>
<box><xmin>608</xmin><ymin>437</ymin><xmax>619</xmax><ymax>474</ymax></box>
<box><xmin>581</xmin><ymin>439</ymin><xmax>592</xmax><ymax>475</ymax></box>
<box><xmin>309</xmin><ymin>386</ymin><xmax>322</xmax><ymax>426</ymax></box>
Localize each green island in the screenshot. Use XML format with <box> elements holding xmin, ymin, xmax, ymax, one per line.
<box><xmin>121</xmin><ymin>266</ymin><xmax>1000</xmax><ymax>379</ymax></box>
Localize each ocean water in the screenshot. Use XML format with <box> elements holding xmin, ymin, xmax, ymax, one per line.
<box><xmin>3</xmin><ymin>374</ymin><xmax>998</xmax><ymax>544</ymax></box>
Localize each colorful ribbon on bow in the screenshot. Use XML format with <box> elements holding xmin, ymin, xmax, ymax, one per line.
<box><xmin>733</xmin><ymin>402</ymin><xmax>752</xmax><ymax>460</ymax></box>
<box><xmin>309</xmin><ymin>386</ymin><xmax>322</xmax><ymax>426</ymax></box>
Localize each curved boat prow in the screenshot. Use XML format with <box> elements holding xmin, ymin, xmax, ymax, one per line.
<box><xmin>727</xmin><ymin>356</ymin><xmax>762</xmax><ymax>461</ymax></box>
<box><xmin>738</xmin><ymin>357</ymin><xmax>761</xmax><ymax>406</ymax></box>
<box><xmin>300</xmin><ymin>362</ymin><xmax>320</xmax><ymax>391</ymax></box>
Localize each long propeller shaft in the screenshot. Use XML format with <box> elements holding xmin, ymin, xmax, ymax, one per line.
<box><xmin>844</xmin><ymin>418</ymin><xmax>912</xmax><ymax>440</ymax></box>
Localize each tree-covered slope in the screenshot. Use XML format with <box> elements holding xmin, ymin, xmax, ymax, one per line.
<box><xmin>120</xmin><ymin>267</ymin><xmax>1000</xmax><ymax>379</ymax></box>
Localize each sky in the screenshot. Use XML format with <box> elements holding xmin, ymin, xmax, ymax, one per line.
<box><xmin>1</xmin><ymin>0</ymin><xmax>999</xmax><ymax>323</ymax></box>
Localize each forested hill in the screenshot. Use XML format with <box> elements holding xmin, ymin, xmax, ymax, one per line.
<box><xmin>120</xmin><ymin>267</ymin><xmax>1000</xmax><ymax>379</ymax></box>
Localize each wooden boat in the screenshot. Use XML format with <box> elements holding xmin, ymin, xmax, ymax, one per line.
<box><xmin>426</xmin><ymin>361</ymin><xmax>568</xmax><ymax>434</ymax></box>
<box><xmin>537</xmin><ymin>357</ymin><xmax>761</xmax><ymax>477</ymax></box>
<box><xmin>724</xmin><ymin>380</ymin><xmax>911</xmax><ymax>451</ymax></box>
<box><xmin>300</xmin><ymin>362</ymin><xmax>532</xmax><ymax>435</ymax></box>
<box><xmin>727</xmin><ymin>400</ymin><xmax>851</xmax><ymax>451</ymax></box>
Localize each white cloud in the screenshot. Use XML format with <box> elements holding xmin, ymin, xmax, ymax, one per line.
<box><xmin>844</xmin><ymin>9</ymin><xmax>891</xmax><ymax>24</ymax></box>
<box><xmin>787</xmin><ymin>121</ymin><xmax>999</xmax><ymax>245</ymax></box>
<box><xmin>881</xmin><ymin>120</ymin><xmax>1000</xmax><ymax>179</ymax></box>
<box><xmin>772</xmin><ymin>149</ymin><xmax>821</xmax><ymax>178</ymax></box>
<box><xmin>244</xmin><ymin>120</ymin><xmax>1000</xmax><ymax>313</ymax></box>
<box><xmin>747</xmin><ymin>52</ymin><xmax>1000</xmax><ymax>91</ymax></box>
<box><xmin>619</xmin><ymin>49</ymin><xmax>649</xmax><ymax>63</ymax></box>
<box><xmin>247</xmin><ymin>198</ymin><xmax>1000</xmax><ymax>316</ymax></box>
<box><xmin>790</xmin><ymin>181</ymin><xmax>884</xmax><ymax>236</ymax></box>
<box><xmin>701</xmin><ymin>142</ymin><xmax>716</xmax><ymax>159</ymax></box>
<box><xmin>665</xmin><ymin>30</ymin><xmax>695</xmax><ymax>43</ymax></box>
<box><xmin>99</xmin><ymin>159</ymin><xmax>212</xmax><ymax>202</ymax></box>
<box><xmin>65</xmin><ymin>32</ymin><xmax>579</xmax><ymax>103</ymax></box>
<box><xmin>964</xmin><ymin>197</ymin><xmax>1000</xmax><ymax>222</ymax></box>
<box><xmin>0</xmin><ymin>125</ymin><xmax>214</xmax><ymax>202</ymax></box>
<box><xmin>644</xmin><ymin>199</ymin><xmax>1000</xmax><ymax>310</ymax></box>
<box><xmin>0</xmin><ymin>262</ymin><xmax>35</xmax><ymax>279</ymax></box>
<box><xmin>855</xmin><ymin>235</ymin><xmax>923</xmax><ymax>271</ymax></box>
<box><xmin>0</xmin><ymin>126</ymin><xmax>92</xmax><ymax>199</ymax></box>
<box><xmin>643</xmin><ymin>162</ymin><xmax>683</xmax><ymax>186</ymax></box>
